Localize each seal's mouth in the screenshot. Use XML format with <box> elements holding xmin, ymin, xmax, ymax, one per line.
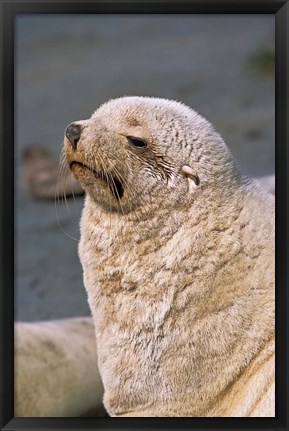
<box><xmin>70</xmin><ymin>161</ymin><xmax>124</xmax><ymax>200</ymax></box>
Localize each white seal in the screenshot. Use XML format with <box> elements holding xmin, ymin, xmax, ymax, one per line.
<box><xmin>64</xmin><ymin>96</ymin><xmax>275</xmax><ymax>417</ymax></box>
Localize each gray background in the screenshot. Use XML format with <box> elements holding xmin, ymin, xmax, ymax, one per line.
<box><xmin>15</xmin><ymin>15</ymin><xmax>275</xmax><ymax>322</ymax></box>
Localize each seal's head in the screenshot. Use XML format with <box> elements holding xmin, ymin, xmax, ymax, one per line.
<box><xmin>64</xmin><ymin>96</ymin><xmax>237</xmax><ymax>214</ymax></box>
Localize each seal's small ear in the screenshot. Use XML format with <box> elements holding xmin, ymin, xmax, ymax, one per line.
<box><xmin>181</xmin><ymin>165</ymin><xmax>200</xmax><ymax>187</ymax></box>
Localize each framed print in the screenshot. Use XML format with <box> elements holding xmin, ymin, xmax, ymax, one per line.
<box><xmin>0</xmin><ymin>1</ymin><xmax>288</xmax><ymax>430</ymax></box>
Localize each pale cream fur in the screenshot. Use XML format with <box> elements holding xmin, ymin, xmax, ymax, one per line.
<box><xmin>14</xmin><ymin>174</ymin><xmax>274</xmax><ymax>417</ymax></box>
<box><xmin>13</xmin><ymin>97</ymin><xmax>274</xmax><ymax>418</ymax></box>
<box><xmin>14</xmin><ymin>317</ymin><xmax>104</xmax><ymax>417</ymax></box>
<box><xmin>61</xmin><ymin>96</ymin><xmax>275</xmax><ymax>417</ymax></box>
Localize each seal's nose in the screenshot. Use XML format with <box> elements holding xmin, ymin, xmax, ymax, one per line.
<box><xmin>65</xmin><ymin>123</ymin><xmax>81</xmax><ymax>150</ymax></box>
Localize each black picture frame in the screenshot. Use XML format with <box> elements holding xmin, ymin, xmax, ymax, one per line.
<box><xmin>0</xmin><ymin>1</ymin><xmax>288</xmax><ymax>430</ymax></box>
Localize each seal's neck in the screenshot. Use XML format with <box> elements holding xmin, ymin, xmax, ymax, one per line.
<box><xmin>83</xmin><ymin>175</ymin><xmax>245</xmax><ymax>255</ymax></box>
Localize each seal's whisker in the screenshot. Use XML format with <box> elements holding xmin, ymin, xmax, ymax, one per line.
<box><xmin>61</xmin><ymin>169</ymin><xmax>74</xmax><ymax>221</ymax></box>
<box><xmin>56</xmin><ymin>147</ymin><xmax>69</xmax><ymax>205</ymax></box>
<box><xmin>103</xmin><ymin>156</ymin><xmax>131</xmax><ymax>198</ymax></box>
<box><xmin>108</xmin><ymin>169</ymin><xmax>125</xmax><ymax>215</ymax></box>
<box><xmin>104</xmin><ymin>157</ymin><xmax>141</xmax><ymax>222</ymax></box>
<box><xmin>54</xmin><ymin>145</ymin><xmax>79</xmax><ymax>242</ymax></box>
<box><xmin>97</xmin><ymin>153</ymin><xmax>114</xmax><ymax>255</ymax></box>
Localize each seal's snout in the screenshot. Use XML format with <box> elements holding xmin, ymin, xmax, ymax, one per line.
<box><xmin>65</xmin><ymin>123</ymin><xmax>81</xmax><ymax>150</ymax></box>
